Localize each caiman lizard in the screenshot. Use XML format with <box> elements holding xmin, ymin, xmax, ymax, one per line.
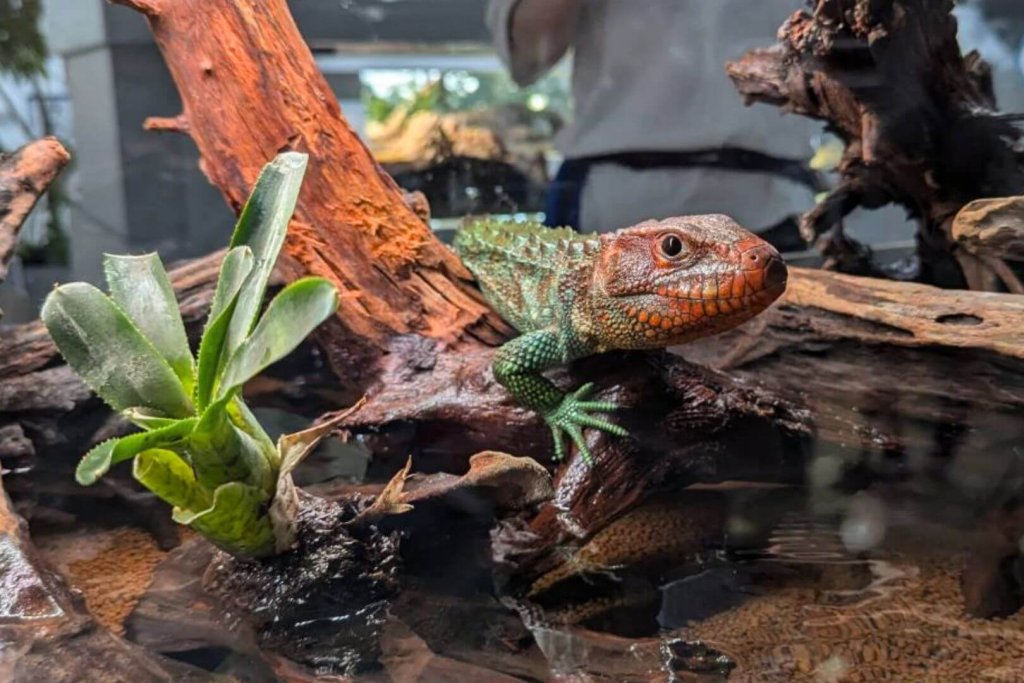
<box><xmin>454</xmin><ymin>215</ymin><xmax>787</xmax><ymax>464</ymax></box>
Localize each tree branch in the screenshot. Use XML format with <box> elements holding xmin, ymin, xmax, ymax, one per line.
<box><xmin>0</xmin><ymin>137</ymin><xmax>70</xmax><ymax>282</ymax></box>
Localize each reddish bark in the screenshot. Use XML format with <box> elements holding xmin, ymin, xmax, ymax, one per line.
<box><xmin>111</xmin><ymin>0</ymin><xmax>508</xmax><ymax>376</ymax></box>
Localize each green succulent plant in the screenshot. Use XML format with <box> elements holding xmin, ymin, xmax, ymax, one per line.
<box><xmin>41</xmin><ymin>152</ymin><xmax>340</xmax><ymax>558</ymax></box>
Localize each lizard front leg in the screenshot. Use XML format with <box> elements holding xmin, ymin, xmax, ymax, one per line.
<box><xmin>492</xmin><ymin>329</ymin><xmax>627</xmax><ymax>465</ymax></box>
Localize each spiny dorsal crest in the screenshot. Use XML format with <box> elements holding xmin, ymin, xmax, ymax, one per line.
<box><xmin>454</xmin><ymin>218</ymin><xmax>600</xmax><ymax>271</ymax></box>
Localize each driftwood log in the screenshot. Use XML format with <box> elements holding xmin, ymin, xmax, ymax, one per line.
<box><xmin>727</xmin><ymin>0</ymin><xmax>1024</xmax><ymax>289</ymax></box>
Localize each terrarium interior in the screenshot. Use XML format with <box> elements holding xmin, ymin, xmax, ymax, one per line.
<box><xmin>1</xmin><ymin>0</ymin><xmax>1024</xmax><ymax>681</ymax></box>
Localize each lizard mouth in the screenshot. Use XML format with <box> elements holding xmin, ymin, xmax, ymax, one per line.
<box><xmin>655</xmin><ymin>257</ymin><xmax>788</xmax><ymax>319</ymax></box>
<box><xmin>762</xmin><ymin>255</ymin><xmax>788</xmax><ymax>291</ymax></box>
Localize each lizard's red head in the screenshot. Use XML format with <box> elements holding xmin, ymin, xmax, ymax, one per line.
<box><xmin>591</xmin><ymin>215</ymin><xmax>787</xmax><ymax>349</ymax></box>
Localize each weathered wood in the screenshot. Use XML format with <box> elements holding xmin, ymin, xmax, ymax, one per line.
<box><xmin>680</xmin><ymin>268</ymin><xmax>1024</xmax><ymax>454</ymax></box>
<box><xmin>727</xmin><ymin>0</ymin><xmax>1024</xmax><ymax>288</ymax></box>
<box><xmin>109</xmin><ymin>0</ymin><xmax>508</xmax><ymax>377</ymax></box>
<box><xmin>332</xmin><ymin>336</ymin><xmax>809</xmax><ymax>552</ymax></box>
<box><xmin>0</xmin><ymin>137</ymin><xmax>70</xmax><ymax>283</ymax></box>
<box><xmin>953</xmin><ymin>195</ymin><xmax>1024</xmax><ymax>262</ymax></box>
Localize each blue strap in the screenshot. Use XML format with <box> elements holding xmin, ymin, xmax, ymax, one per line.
<box><xmin>543</xmin><ymin>158</ymin><xmax>593</xmax><ymax>231</ymax></box>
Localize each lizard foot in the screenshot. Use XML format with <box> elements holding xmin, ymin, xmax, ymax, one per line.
<box><xmin>544</xmin><ymin>383</ymin><xmax>628</xmax><ymax>465</ymax></box>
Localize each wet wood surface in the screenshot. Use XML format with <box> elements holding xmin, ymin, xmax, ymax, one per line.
<box><xmin>0</xmin><ymin>472</ymin><xmax>217</xmax><ymax>681</ymax></box>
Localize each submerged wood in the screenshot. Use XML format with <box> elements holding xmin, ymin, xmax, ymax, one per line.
<box><xmin>124</xmin><ymin>453</ymin><xmax>555</xmax><ymax>678</ymax></box>
<box><xmin>0</xmin><ymin>472</ymin><xmax>217</xmax><ymax>681</ymax></box>
<box><xmin>727</xmin><ymin>0</ymin><xmax>1024</xmax><ymax>288</ymax></box>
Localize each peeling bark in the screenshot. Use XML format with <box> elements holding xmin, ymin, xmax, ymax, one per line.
<box><xmin>108</xmin><ymin>0</ymin><xmax>508</xmax><ymax>376</ymax></box>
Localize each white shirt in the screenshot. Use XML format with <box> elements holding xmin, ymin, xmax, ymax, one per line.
<box><xmin>485</xmin><ymin>0</ymin><xmax>821</xmax><ymax>232</ymax></box>
<box><xmin>486</xmin><ymin>0</ymin><xmax>819</xmax><ymax>158</ymax></box>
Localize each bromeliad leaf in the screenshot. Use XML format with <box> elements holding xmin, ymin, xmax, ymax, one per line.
<box><xmin>134</xmin><ymin>448</ymin><xmax>211</xmax><ymax>512</ymax></box>
<box><xmin>196</xmin><ymin>291</ymin><xmax>244</xmax><ymax>411</ymax></box>
<box><xmin>175</xmin><ymin>482</ymin><xmax>276</xmax><ymax>558</ymax></box>
<box><xmin>218</xmin><ymin>277</ymin><xmax>339</xmax><ymax>397</ymax></box>
<box><xmin>191</xmin><ymin>395</ymin><xmax>272</xmax><ymax>492</ymax></box>
<box><xmin>224</xmin><ymin>152</ymin><xmax>308</xmax><ymax>360</ymax></box>
<box><xmin>104</xmin><ymin>253</ymin><xmax>195</xmax><ymax>391</ymax></box>
<box><xmin>209</xmin><ymin>246</ymin><xmax>254</xmax><ymax>323</ymax></box>
<box><xmin>41</xmin><ymin>283</ymin><xmax>193</xmax><ymax>417</ymax></box>
<box><xmin>122</xmin><ymin>407</ymin><xmax>179</xmax><ymax>431</ymax></box>
<box><xmin>50</xmin><ymin>152</ymin><xmax>341</xmax><ymax>560</ymax></box>
<box><xmin>77</xmin><ymin>440</ymin><xmax>116</xmax><ymax>487</ymax></box>
<box><xmin>197</xmin><ymin>247</ymin><xmax>254</xmax><ymax>409</ymax></box>
<box><xmin>75</xmin><ymin>417</ymin><xmax>197</xmax><ymax>485</ymax></box>
<box><xmin>228</xmin><ymin>398</ymin><xmax>278</xmax><ymax>468</ymax></box>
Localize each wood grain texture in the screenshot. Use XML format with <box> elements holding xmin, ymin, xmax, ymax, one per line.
<box><xmin>954</xmin><ymin>195</ymin><xmax>1024</xmax><ymax>262</ymax></box>
<box><xmin>111</xmin><ymin>0</ymin><xmax>508</xmax><ymax>368</ymax></box>
<box><xmin>0</xmin><ymin>137</ymin><xmax>70</xmax><ymax>282</ymax></box>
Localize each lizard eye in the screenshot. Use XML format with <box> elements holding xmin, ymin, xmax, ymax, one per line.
<box><xmin>659</xmin><ymin>233</ymin><xmax>685</xmax><ymax>260</ymax></box>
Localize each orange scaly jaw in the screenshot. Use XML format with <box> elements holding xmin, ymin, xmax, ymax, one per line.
<box><xmin>594</xmin><ymin>215</ymin><xmax>787</xmax><ymax>349</ymax></box>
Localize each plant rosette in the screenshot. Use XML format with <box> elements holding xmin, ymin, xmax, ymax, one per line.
<box><xmin>42</xmin><ymin>152</ymin><xmax>342</xmax><ymax>558</ymax></box>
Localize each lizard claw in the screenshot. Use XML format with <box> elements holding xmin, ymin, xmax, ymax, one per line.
<box><xmin>544</xmin><ymin>383</ymin><xmax>628</xmax><ymax>465</ymax></box>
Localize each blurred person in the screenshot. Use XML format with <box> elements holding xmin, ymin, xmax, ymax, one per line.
<box><xmin>485</xmin><ymin>0</ymin><xmax>822</xmax><ymax>242</ymax></box>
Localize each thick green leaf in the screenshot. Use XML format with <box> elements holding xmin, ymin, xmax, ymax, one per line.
<box><xmin>134</xmin><ymin>448</ymin><xmax>210</xmax><ymax>512</ymax></box>
<box><xmin>224</xmin><ymin>152</ymin><xmax>308</xmax><ymax>359</ymax></box>
<box><xmin>208</xmin><ymin>246</ymin><xmax>254</xmax><ymax>324</ymax></box>
<box><xmin>219</xmin><ymin>277</ymin><xmax>339</xmax><ymax>396</ymax></box>
<box><xmin>190</xmin><ymin>396</ymin><xmax>272</xmax><ymax>492</ymax></box>
<box><xmin>75</xmin><ymin>418</ymin><xmax>197</xmax><ymax>485</ymax></box>
<box><xmin>176</xmin><ymin>482</ymin><xmax>275</xmax><ymax>558</ymax></box>
<box><xmin>228</xmin><ymin>398</ymin><xmax>279</xmax><ymax>471</ymax></box>
<box><xmin>104</xmin><ymin>253</ymin><xmax>194</xmax><ymax>392</ymax></box>
<box><xmin>196</xmin><ymin>250</ymin><xmax>252</xmax><ymax>410</ymax></box>
<box><xmin>195</xmin><ymin>297</ymin><xmax>238</xmax><ymax>412</ymax></box>
<box><xmin>42</xmin><ymin>283</ymin><xmax>193</xmax><ymax>417</ymax></box>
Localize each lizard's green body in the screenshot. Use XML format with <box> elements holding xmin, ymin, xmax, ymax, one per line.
<box><xmin>454</xmin><ymin>215</ymin><xmax>788</xmax><ymax>464</ymax></box>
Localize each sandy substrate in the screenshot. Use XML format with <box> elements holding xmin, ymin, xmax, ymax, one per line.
<box><xmin>675</xmin><ymin>557</ymin><xmax>1024</xmax><ymax>683</ymax></box>
<box><xmin>35</xmin><ymin>527</ymin><xmax>171</xmax><ymax>635</ymax></box>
